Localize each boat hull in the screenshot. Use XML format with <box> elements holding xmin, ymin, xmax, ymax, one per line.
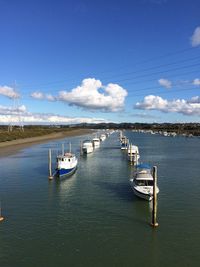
<box><xmin>93</xmin><ymin>144</ymin><xmax>100</xmax><ymax>148</ymax></box>
<box><xmin>82</xmin><ymin>147</ymin><xmax>93</xmax><ymax>154</ymax></box>
<box><xmin>130</xmin><ymin>179</ymin><xmax>159</xmax><ymax>201</ymax></box>
<box><xmin>56</xmin><ymin>166</ymin><xmax>77</xmax><ymax>178</ymax></box>
<box><xmin>132</xmin><ymin>186</ymin><xmax>153</xmax><ymax>201</ymax></box>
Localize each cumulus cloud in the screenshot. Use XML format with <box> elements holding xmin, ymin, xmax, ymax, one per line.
<box><xmin>188</xmin><ymin>96</ymin><xmax>200</xmax><ymax>103</ymax></box>
<box><xmin>0</xmin><ymin>105</ymin><xmax>26</xmax><ymax>115</ymax></box>
<box><xmin>0</xmin><ymin>85</ymin><xmax>20</xmax><ymax>99</ymax></box>
<box><xmin>191</xmin><ymin>26</ymin><xmax>200</xmax><ymax>47</ymax></box>
<box><xmin>0</xmin><ymin>104</ymin><xmax>107</xmax><ymax>124</ymax></box>
<box><xmin>58</xmin><ymin>78</ymin><xmax>127</xmax><ymax>112</ymax></box>
<box><xmin>193</xmin><ymin>78</ymin><xmax>200</xmax><ymax>86</ymax></box>
<box><xmin>135</xmin><ymin>95</ymin><xmax>200</xmax><ymax>116</ymax></box>
<box><xmin>31</xmin><ymin>91</ymin><xmax>55</xmax><ymax>101</ymax></box>
<box><xmin>158</xmin><ymin>78</ymin><xmax>172</xmax><ymax>89</ymax></box>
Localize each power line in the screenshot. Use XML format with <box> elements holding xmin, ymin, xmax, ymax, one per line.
<box><xmin>110</xmin><ymin>61</ymin><xmax>200</xmax><ymax>84</ymax></box>
<box><xmin>18</xmin><ymin>46</ymin><xmax>200</xmax><ymax>89</ymax></box>
<box><xmin>101</xmin><ymin>56</ymin><xmax>200</xmax><ymax>81</ymax></box>
<box><xmin>129</xmin><ymin>86</ymin><xmax>200</xmax><ymax>98</ymax></box>
<box><xmin>19</xmin><ymin>62</ymin><xmax>200</xmax><ymax>97</ymax></box>
<box><xmin>122</xmin><ymin>68</ymin><xmax>200</xmax><ymax>87</ymax></box>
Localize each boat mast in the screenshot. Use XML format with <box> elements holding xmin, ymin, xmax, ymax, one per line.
<box><xmin>69</xmin><ymin>142</ymin><xmax>71</xmax><ymax>153</ymax></box>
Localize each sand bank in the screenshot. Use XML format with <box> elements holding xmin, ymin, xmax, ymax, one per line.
<box><xmin>0</xmin><ymin>129</ymin><xmax>92</xmax><ymax>158</ymax></box>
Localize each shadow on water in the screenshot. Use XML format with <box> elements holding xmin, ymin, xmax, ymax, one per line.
<box><xmin>53</xmin><ymin>194</ymin><xmax>147</xmax><ymax>227</ymax></box>
<box><xmin>48</xmin><ymin>177</ymin><xmax>149</xmax><ymax>227</ymax></box>
<box><xmin>94</xmin><ymin>180</ymin><xmax>136</xmax><ymax>202</ymax></box>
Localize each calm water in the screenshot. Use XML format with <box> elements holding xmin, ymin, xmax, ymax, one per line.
<box><xmin>0</xmin><ymin>131</ymin><xmax>200</xmax><ymax>267</ymax></box>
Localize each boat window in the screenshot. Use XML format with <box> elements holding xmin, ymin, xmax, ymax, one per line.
<box><xmin>62</xmin><ymin>158</ymin><xmax>64</xmax><ymax>161</ymax></box>
<box><xmin>147</xmin><ymin>180</ymin><xmax>154</xmax><ymax>186</ymax></box>
<box><xmin>68</xmin><ymin>159</ymin><xmax>70</xmax><ymax>162</ymax></box>
<box><xmin>136</xmin><ymin>180</ymin><xmax>154</xmax><ymax>186</ymax></box>
<box><xmin>136</xmin><ymin>180</ymin><xmax>145</xmax><ymax>186</ymax></box>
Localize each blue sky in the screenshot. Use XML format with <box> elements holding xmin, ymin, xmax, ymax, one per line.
<box><xmin>0</xmin><ymin>0</ymin><xmax>200</xmax><ymax>124</ymax></box>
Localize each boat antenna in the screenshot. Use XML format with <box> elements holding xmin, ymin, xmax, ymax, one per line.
<box><xmin>69</xmin><ymin>142</ymin><xmax>71</xmax><ymax>153</ymax></box>
<box><xmin>62</xmin><ymin>143</ymin><xmax>64</xmax><ymax>155</ymax></box>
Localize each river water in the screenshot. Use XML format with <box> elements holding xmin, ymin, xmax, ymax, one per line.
<box><xmin>0</xmin><ymin>131</ymin><xmax>200</xmax><ymax>267</ymax></box>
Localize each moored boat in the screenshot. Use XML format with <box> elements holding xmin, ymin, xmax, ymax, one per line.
<box><xmin>100</xmin><ymin>134</ymin><xmax>106</xmax><ymax>141</ymax></box>
<box><xmin>121</xmin><ymin>136</ymin><xmax>128</xmax><ymax>150</ymax></box>
<box><xmin>127</xmin><ymin>144</ymin><xmax>140</xmax><ymax>164</ymax></box>
<box><xmin>56</xmin><ymin>152</ymin><xmax>78</xmax><ymax>178</ymax></box>
<box><xmin>130</xmin><ymin>164</ymin><xmax>159</xmax><ymax>201</ymax></box>
<box><xmin>82</xmin><ymin>140</ymin><xmax>94</xmax><ymax>154</ymax></box>
<box><xmin>92</xmin><ymin>137</ymin><xmax>100</xmax><ymax>148</ymax></box>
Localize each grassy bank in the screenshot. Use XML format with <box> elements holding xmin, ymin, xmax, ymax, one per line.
<box><xmin>0</xmin><ymin>126</ymin><xmax>81</xmax><ymax>143</ymax></box>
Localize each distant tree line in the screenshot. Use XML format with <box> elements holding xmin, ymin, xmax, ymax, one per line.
<box><xmin>0</xmin><ymin>122</ymin><xmax>200</xmax><ymax>137</ymax></box>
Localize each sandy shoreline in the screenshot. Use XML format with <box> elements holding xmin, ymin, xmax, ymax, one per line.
<box><xmin>0</xmin><ymin>129</ymin><xmax>92</xmax><ymax>158</ymax></box>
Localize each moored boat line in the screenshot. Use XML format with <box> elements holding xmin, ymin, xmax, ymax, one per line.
<box><xmin>49</xmin><ymin>130</ymin><xmax>158</xmax><ymax>202</ymax></box>
<box><xmin>118</xmin><ymin>130</ymin><xmax>159</xmax><ymax>201</ymax></box>
<box><xmin>133</xmin><ymin>128</ymin><xmax>195</xmax><ymax>138</ymax></box>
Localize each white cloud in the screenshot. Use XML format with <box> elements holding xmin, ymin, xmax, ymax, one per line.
<box><xmin>188</xmin><ymin>96</ymin><xmax>200</xmax><ymax>103</ymax></box>
<box><xmin>31</xmin><ymin>91</ymin><xmax>44</xmax><ymax>99</ymax></box>
<box><xmin>193</xmin><ymin>78</ymin><xmax>200</xmax><ymax>86</ymax></box>
<box><xmin>31</xmin><ymin>91</ymin><xmax>55</xmax><ymax>101</ymax></box>
<box><xmin>135</xmin><ymin>95</ymin><xmax>200</xmax><ymax>116</ymax></box>
<box><xmin>158</xmin><ymin>78</ymin><xmax>172</xmax><ymax>89</ymax></box>
<box><xmin>0</xmin><ymin>104</ymin><xmax>107</xmax><ymax>124</ymax></box>
<box><xmin>0</xmin><ymin>105</ymin><xmax>26</xmax><ymax>115</ymax></box>
<box><xmin>191</xmin><ymin>26</ymin><xmax>200</xmax><ymax>47</ymax></box>
<box><xmin>0</xmin><ymin>85</ymin><xmax>20</xmax><ymax>99</ymax></box>
<box><xmin>30</xmin><ymin>78</ymin><xmax>127</xmax><ymax>111</ymax></box>
<box><xmin>46</xmin><ymin>94</ymin><xmax>55</xmax><ymax>101</ymax></box>
<box><xmin>58</xmin><ymin>78</ymin><xmax>127</xmax><ymax>112</ymax></box>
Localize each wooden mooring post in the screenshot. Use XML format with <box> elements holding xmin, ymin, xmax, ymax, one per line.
<box><xmin>80</xmin><ymin>141</ymin><xmax>83</xmax><ymax>156</ymax></box>
<box><xmin>130</xmin><ymin>143</ymin><xmax>133</xmax><ymax>165</ymax></box>
<box><xmin>0</xmin><ymin>201</ymin><xmax>5</xmax><ymax>222</ymax></box>
<box><xmin>48</xmin><ymin>149</ymin><xmax>53</xmax><ymax>180</ymax></box>
<box><xmin>151</xmin><ymin>166</ymin><xmax>159</xmax><ymax>227</ymax></box>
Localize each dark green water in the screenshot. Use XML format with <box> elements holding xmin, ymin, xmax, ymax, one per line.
<box><xmin>0</xmin><ymin>131</ymin><xmax>200</xmax><ymax>267</ymax></box>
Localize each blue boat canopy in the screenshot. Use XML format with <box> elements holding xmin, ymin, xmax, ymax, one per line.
<box><xmin>135</xmin><ymin>163</ymin><xmax>151</xmax><ymax>169</ymax></box>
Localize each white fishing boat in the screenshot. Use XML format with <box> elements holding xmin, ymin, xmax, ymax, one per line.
<box><xmin>130</xmin><ymin>164</ymin><xmax>159</xmax><ymax>201</ymax></box>
<box><xmin>100</xmin><ymin>134</ymin><xmax>106</xmax><ymax>141</ymax></box>
<box><xmin>121</xmin><ymin>136</ymin><xmax>128</xmax><ymax>150</ymax></box>
<box><xmin>92</xmin><ymin>137</ymin><xmax>100</xmax><ymax>148</ymax></box>
<box><xmin>56</xmin><ymin>152</ymin><xmax>78</xmax><ymax>178</ymax></box>
<box><xmin>127</xmin><ymin>144</ymin><xmax>140</xmax><ymax>164</ymax></box>
<box><xmin>82</xmin><ymin>140</ymin><xmax>94</xmax><ymax>154</ymax></box>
